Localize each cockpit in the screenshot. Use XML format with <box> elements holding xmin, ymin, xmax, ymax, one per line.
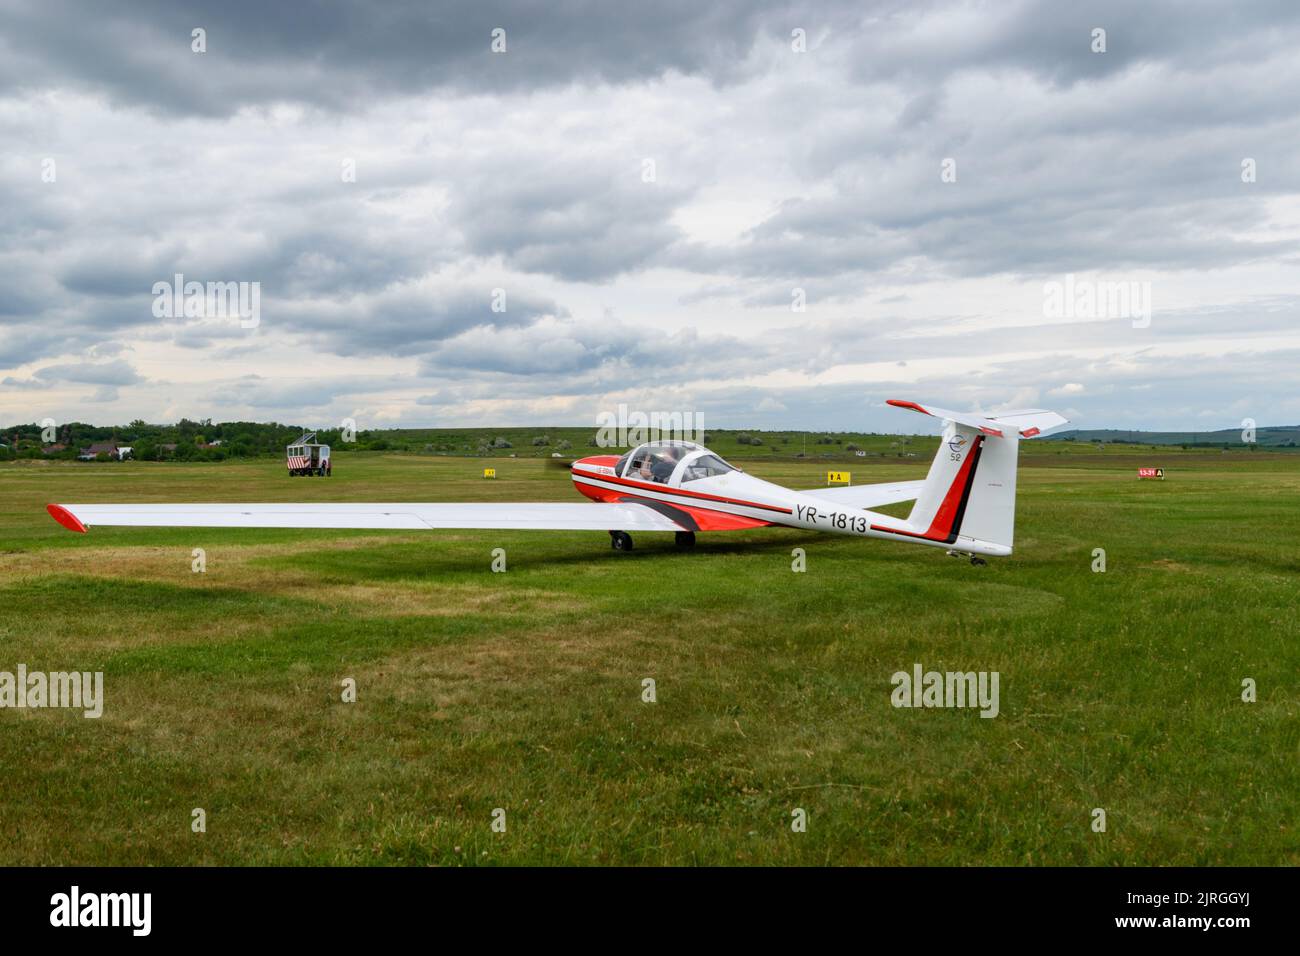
<box><xmin>613</xmin><ymin>440</ymin><xmax>740</xmax><ymax>485</ymax></box>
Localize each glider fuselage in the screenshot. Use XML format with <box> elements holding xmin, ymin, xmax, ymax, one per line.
<box><xmin>569</xmin><ymin>452</ymin><xmax>1008</xmax><ymax>555</ymax></box>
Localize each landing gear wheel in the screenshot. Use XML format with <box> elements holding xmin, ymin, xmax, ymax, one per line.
<box><xmin>970</xmin><ymin>556</ymin><xmax>987</xmax><ymax>567</ymax></box>
<box><xmin>675</xmin><ymin>531</ymin><xmax>696</xmax><ymax>550</ymax></box>
<box><xmin>609</xmin><ymin>531</ymin><xmax>634</xmax><ymax>551</ymax></box>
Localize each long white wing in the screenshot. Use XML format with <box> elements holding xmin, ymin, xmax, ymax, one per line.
<box><xmin>48</xmin><ymin>502</ymin><xmax>689</xmax><ymax>533</ymax></box>
<box><xmin>799</xmin><ymin>480</ymin><xmax>925</xmax><ymax>509</ymax></box>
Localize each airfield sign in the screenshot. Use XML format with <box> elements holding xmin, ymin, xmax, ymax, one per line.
<box><xmin>827</xmin><ymin>470</ymin><xmax>851</xmax><ymax>485</ymax></box>
<box><xmin>1138</xmin><ymin>468</ymin><xmax>1165</xmax><ymax>479</ymax></box>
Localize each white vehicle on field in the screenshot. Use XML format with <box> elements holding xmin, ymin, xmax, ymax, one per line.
<box><xmin>286</xmin><ymin>432</ymin><xmax>331</xmax><ymax>477</ymax></box>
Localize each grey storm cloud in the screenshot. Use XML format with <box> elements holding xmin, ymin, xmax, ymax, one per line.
<box><xmin>271</xmin><ymin>284</ymin><xmax>567</xmax><ymax>356</ymax></box>
<box><xmin>82</xmin><ymin>385</ymin><xmax>120</xmax><ymax>403</ymax></box>
<box><xmin>418</xmin><ymin>318</ymin><xmax>762</xmax><ymax>380</ymax></box>
<box><xmin>0</xmin><ymin>0</ymin><xmax>859</xmax><ymax>115</ymax></box>
<box><xmin>11</xmin><ymin>0</ymin><xmax>1289</xmax><ymax>120</ymax></box>
<box><xmin>209</xmin><ymin>374</ymin><xmax>400</xmax><ymax>410</ymax></box>
<box><xmin>680</xmin><ymin>53</ymin><xmax>1300</xmax><ymax>284</ymax></box>
<box><xmin>845</xmin><ymin>0</ymin><xmax>1300</xmax><ymax>89</ymax></box>
<box><xmin>451</xmin><ymin>161</ymin><xmax>692</xmax><ymax>282</ymax></box>
<box><xmin>0</xmin><ymin>375</ymin><xmax>51</xmax><ymax>390</ymax></box>
<box><xmin>32</xmin><ymin>359</ymin><xmax>143</xmax><ymax>386</ymax></box>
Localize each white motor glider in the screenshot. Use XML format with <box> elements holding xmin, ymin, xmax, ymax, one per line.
<box><xmin>47</xmin><ymin>400</ymin><xmax>1066</xmax><ymax>563</ymax></box>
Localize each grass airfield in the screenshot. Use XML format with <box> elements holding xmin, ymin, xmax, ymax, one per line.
<box><xmin>0</xmin><ymin>447</ymin><xmax>1296</xmax><ymax>865</ymax></box>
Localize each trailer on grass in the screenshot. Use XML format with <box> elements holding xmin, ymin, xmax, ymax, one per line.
<box><xmin>286</xmin><ymin>432</ymin><xmax>331</xmax><ymax>476</ymax></box>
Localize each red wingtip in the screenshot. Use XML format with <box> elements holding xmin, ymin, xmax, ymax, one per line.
<box><xmin>47</xmin><ymin>504</ymin><xmax>87</xmax><ymax>533</ymax></box>
<box><xmin>886</xmin><ymin>399</ymin><xmax>927</xmax><ymax>413</ymax></box>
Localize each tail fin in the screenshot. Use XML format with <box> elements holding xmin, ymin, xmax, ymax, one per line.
<box><xmin>886</xmin><ymin>399</ymin><xmax>1067</xmax><ymax>555</ymax></box>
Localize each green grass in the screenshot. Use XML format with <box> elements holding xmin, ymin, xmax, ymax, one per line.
<box><xmin>0</xmin><ymin>449</ymin><xmax>1296</xmax><ymax>865</ymax></box>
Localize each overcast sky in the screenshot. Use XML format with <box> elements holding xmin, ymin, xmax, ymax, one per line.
<box><xmin>2</xmin><ymin>0</ymin><xmax>1298</xmax><ymax>434</ymax></box>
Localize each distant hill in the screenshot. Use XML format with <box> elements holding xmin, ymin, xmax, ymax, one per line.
<box><xmin>1054</xmin><ymin>425</ymin><xmax>1300</xmax><ymax>447</ymax></box>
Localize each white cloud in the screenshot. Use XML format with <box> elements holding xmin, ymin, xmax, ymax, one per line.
<box><xmin>2</xmin><ymin>1</ymin><xmax>1299</xmax><ymax>431</ymax></box>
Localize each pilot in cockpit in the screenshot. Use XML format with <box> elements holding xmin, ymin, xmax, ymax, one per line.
<box><xmin>638</xmin><ymin>445</ymin><xmax>680</xmax><ymax>483</ymax></box>
<box><xmin>653</xmin><ymin>446</ymin><xmax>679</xmax><ymax>482</ymax></box>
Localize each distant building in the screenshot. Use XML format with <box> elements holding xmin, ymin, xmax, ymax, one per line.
<box><xmin>79</xmin><ymin>441</ymin><xmax>131</xmax><ymax>461</ymax></box>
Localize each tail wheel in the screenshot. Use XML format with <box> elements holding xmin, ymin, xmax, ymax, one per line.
<box><xmin>609</xmin><ymin>531</ymin><xmax>633</xmax><ymax>551</ymax></box>
<box><xmin>675</xmin><ymin>531</ymin><xmax>696</xmax><ymax>550</ymax></box>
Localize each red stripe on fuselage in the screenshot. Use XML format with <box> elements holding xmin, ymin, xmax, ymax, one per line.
<box><xmin>571</xmin><ymin>470</ymin><xmax>793</xmax><ymax>515</ymax></box>
<box><xmin>870</xmin><ymin>436</ymin><xmax>984</xmax><ymax>543</ymax></box>
<box><xmin>613</xmin><ymin>494</ymin><xmax>772</xmax><ymax>531</ymax></box>
<box><xmin>579</xmin><ymin>455</ymin><xmax>621</xmax><ymax>468</ymax></box>
<box><xmin>575</xmin><ymin>480</ymin><xmax>774</xmax><ymax>531</ymax></box>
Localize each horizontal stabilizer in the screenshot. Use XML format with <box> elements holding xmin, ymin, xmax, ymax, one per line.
<box><xmin>886</xmin><ymin>399</ymin><xmax>1067</xmax><ymax>438</ymax></box>
<box><xmin>984</xmin><ymin>408</ymin><xmax>1069</xmax><ymax>438</ymax></box>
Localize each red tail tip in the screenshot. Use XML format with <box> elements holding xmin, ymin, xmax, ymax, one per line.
<box><xmin>47</xmin><ymin>504</ymin><xmax>87</xmax><ymax>533</ymax></box>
